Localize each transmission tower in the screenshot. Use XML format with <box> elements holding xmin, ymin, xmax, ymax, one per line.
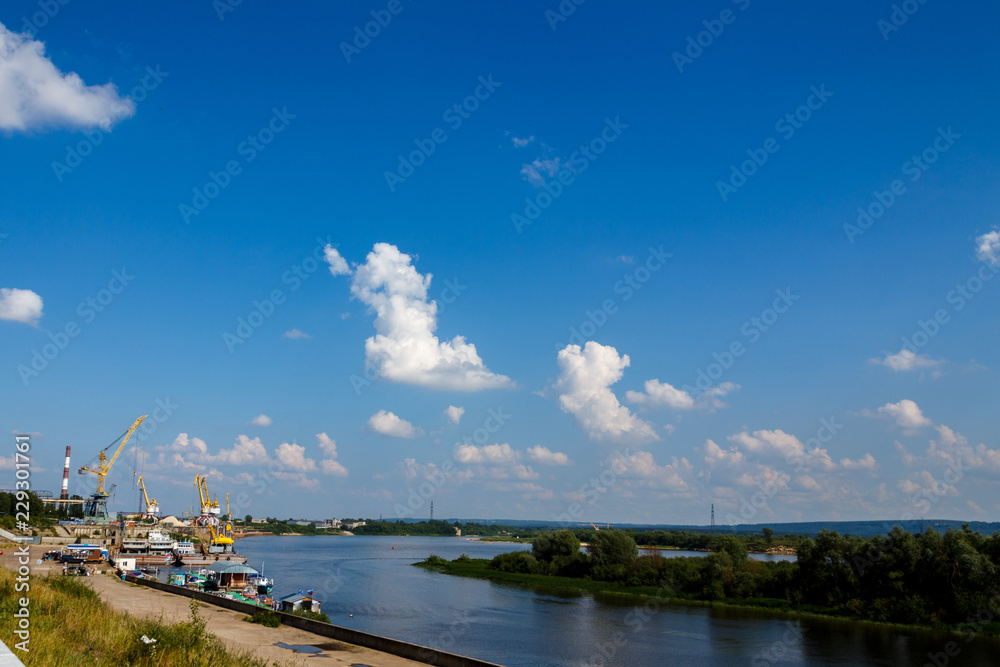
<box><xmin>711</xmin><ymin>504</ymin><xmax>715</xmax><ymax>534</ymax></box>
<box><xmin>430</xmin><ymin>501</ymin><xmax>434</xmax><ymax>522</ymax></box>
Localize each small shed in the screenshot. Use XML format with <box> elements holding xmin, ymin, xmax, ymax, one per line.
<box><xmin>280</xmin><ymin>593</ymin><xmax>322</xmax><ymax>614</ymax></box>
<box><xmin>206</xmin><ymin>561</ymin><xmax>260</xmax><ymax>589</ymax></box>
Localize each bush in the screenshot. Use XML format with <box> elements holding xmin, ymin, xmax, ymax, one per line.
<box><xmin>588</xmin><ymin>530</ymin><xmax>638</xmax><ymax>567</ymax></box>
<box><xmin>289</xmin><ymin>609</ymin><xmax>330</xmax><ymax>623</ymax></box>
<box><xmin>456</xmin><ymin>553</ymin><xmax>471</xmax><ymax>561</ymax></box>
<box><xmin>424</xmin><ymin>554</ymin><xmax>448</xmax><ymax>566</ymax></box>
<box><xmin>532</xmin><ymin>530</ymin><xmax>581</xmax><ymax>562</ymax></box>
<box><xmin>245</xmin><ymin>610</ymin><xmax>280</xmax><ymax>627</ymax></box>
<box><xmin>489</xmin><ymin>551</ymin><xmax>538</xmax><ymax>574</ymax></box>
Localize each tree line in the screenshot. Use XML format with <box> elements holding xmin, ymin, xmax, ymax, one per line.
<box><xmin>486</xmin><ymin>526</ymin><xmax>1000</xmax><ymax>631</ymax></box>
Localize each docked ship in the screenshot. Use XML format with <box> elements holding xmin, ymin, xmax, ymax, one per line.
<box><xmin>113</xmin><ymin>528</ymin><xmax>178</xmax><ymax>567</ymax></box>
<box><xmin>173</xmin><ymin>523</ymin><xmax>247</xmax><ymax>566</ymax></box>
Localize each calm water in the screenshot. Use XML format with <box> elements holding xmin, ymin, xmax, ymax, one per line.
<box><xmin>226</xmin><ymin>535</ymin><xmax>997</xmax><ymax>666</ymax></box>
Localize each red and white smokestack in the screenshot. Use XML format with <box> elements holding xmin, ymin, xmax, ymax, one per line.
<box><xmin>61</xmin><ymin>446</ymin><xmax>71</xmax><ymax>499</ymax></box>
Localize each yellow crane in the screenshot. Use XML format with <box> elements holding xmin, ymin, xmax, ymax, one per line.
<box><xmin>225</xmin><ymin>492</ymin><xmax>230</xmax><ymax>520</ymax></box>
<box><xmin>79</xmin><ymin>416</ymin><xmax>147</xmax><ymax>520</ymax></box>
<box><xmin>208</xmin><ymin>523</ymin><xmax>234</xmax><ymax>546</ymax></box>
<box><xmin>590</xmin><ymin>523</ymin><xmax>600</xmax><ymax>531</ymax></box>
<box><xmin>135</xmin><ymin>475</ymin><xmax>159</xmax><ymax>516</ymax></box>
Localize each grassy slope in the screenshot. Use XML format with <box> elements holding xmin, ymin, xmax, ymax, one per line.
<box><xmin>0</xmin><ymin>569</ymin><xmax>269</xmax><ymax>666</ymax></box>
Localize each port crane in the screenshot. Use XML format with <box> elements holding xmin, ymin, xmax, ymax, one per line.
<box><xmin>135</xmin><ymin>475</ymin><xmax>160</xmax><ymax>518</ymax></box>
<box><xmin>78</xmin><ymin>416</ymin><xmax>147</xmax><ymax>521</ymax></box>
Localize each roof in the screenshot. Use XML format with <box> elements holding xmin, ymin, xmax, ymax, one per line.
<box><xmin>206</xmin><ymin>561</ymin><xmax>260</xmax><ymax>575</ymax></box>
<box><xmin>279</xmin><ymin>593</ymin><xmax>315</xmax><ymax>602</ymax></box>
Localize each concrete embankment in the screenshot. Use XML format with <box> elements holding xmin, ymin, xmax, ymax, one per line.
<box><xmin>125</xmin><ymin>575</ymin><xmax>503</xmax><ymax>667</ymax></box>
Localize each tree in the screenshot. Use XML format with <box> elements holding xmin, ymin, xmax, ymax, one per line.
<box><xmin>245</xmin><ymin>514</ymin><xmax>252</xmax><ymax>523</ymax></box>
<box><xmin>532</xmin><ymin>530</ymin><xmax>581</xmax><ymax>562</ymax></box>
<box><xmin>762</xmin><ymin>527</ymin><xmax>775</xmax><ymax>546</ymax></box>
<box><xmin>588</xmin><ymin>530</ymin><xmax>638</xmax><ymax>567</ymax></box>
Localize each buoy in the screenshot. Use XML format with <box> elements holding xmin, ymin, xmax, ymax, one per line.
<box><xmin>392</xmin><ymin>546</ymin><xmax>394</xmax><ymax>549</ymax></box>
<box><xmin>349</xmin><ymin>614</ymin><xmax>353</xmax><ymax>618</ymax></box>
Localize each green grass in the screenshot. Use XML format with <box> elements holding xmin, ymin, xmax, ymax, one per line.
<box><xmin>0</xmin><ymin>568</ymin><xmax>272</xmax><ymax>666</ymax></box>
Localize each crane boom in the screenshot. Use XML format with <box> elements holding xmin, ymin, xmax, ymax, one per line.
<box><xmin>79</xmin><ymin>416</ymin><xmax>147</xmax><ymax>495</ymax></box>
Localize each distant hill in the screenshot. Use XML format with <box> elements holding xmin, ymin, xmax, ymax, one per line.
<box><xmin>419</xmin><ymin>517</ymin><xmax>1000</xmax><ymax>538</ymax></box>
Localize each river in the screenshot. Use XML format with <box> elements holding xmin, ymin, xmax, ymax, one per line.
<box><xmin>225</xmin><ymin>535</ymin><xmax>996</xmax><ymax>666</ymax></box>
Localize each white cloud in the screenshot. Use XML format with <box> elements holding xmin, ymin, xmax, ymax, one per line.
<box><xmin>0</xmin><ymin>23</ymin><xmax>135</xmax><ymax>132</ymax></box>
<box><xmin>368</xmin><ymin>410</ymin><xmax>423</xmax><ymax>439</ymax></box>
<box><xmin>274</xmin><ymin>442</ymin><xmax>317</xmax><ymax>472</ymax></box>
<box><xmin>282</xmin><ymin>328</ymin><xmax>311</xmax><ymax>339</ymax></box>
<box><xmin>626</xmin><ymin>379</ymin><xmax>739</xmax><ymax>411</ymax></box>
<box><xmin>454</xmin><ymin>442</ymin><xmax>519</xmax><ymax>465</ymax></box>
<box><xmin>870</xmin><ymin>349</ymin><xmax>942</xmax><ymax>372</ymax></box>
<box><xmin>555</xmin><ymin>341</ymin><xmax>658</xmax><ymax>442</ymax></box>
<box><xmin>0</xmin><ymin>287</ymin><xmax>43</xmax><ymax>325</ymax></box>
<box><xmin>211</xmin><ymin>435</ymin><xmax>270</xmax><ymax>466</ymax></box>
<box><xmin>0</xmin><ymin>454</ymin><xmax>13</xmax><ymax>470</ymax></box>
<box><xmin>444</xmin><ymin>405</ymin><xmax>465</xmax><ymax>425</ymax></box>
<box><xmin>612</xmin><ymin>450</ymin><xmax>692</xmax><ymax>491</ymax></box>
<box><xmin>521</xmin><ymin>158</ymin><xmax>562</xmax><ymax>186</ymax></box>
<box><xmin>512</xmin><ymin>135</ymin><xmax>534</xmax><ymax>147</ymax></box>
<box><xmin>840</xmin><ymin>453</ymin><xmax>878</xmax><ymax>471</ymax></box>
<box><xmin>249</xmin><ymin>414</ymin><xmax>273</xmax><ymax>427</ymax></box>
<box><xmin>324</xmin><ymin>245</ymin><xmax>351</xmax><ymax>276</ymax></box>
<box><xmin>626</xmin><ymin>379</ymin><xmax>694</xmax><ymax>409</ymax></box>
<box><xmin>976</xmin><ymin>229</ymin><xmax>1000</xmax><ymax>265</ymax></box>
<box><xmin>316</xmin><ymin>432</ymin><xmax>348</xmax><ymax>477</ymax></box>
<box><xmin>876</xmin><ymin>399</ymin><xmax>933</xmax><ymax>432</ymax></box>
<box><xmin>526</xmin><ymin>445</ymin><xmax>571</xmax><ymax>466</ymax></box>
<box><xmin>703</xmin><ymin>439</ymin><xmax>744</xmax><ymax>467</ymax></box>
<box><xmin>329</xmin><ymin>243</ymin><xmax>513</xmax><ymax>391</ymax></box>
<box><xmin>728</xmin><ymin>429</ymin><xmax>836</xmax><ymax>471</ymax></box>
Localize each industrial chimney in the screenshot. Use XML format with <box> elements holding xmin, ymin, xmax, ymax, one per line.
<box><xmin>61</xmin><ymin>446</ymin><xmax>71</xmax><ymax>499</ymax></box>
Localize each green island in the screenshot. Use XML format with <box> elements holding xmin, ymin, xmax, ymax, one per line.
<box><xmin>416</xmin><ymin>526</ymin><xmax>1000</xmax><ymax>637</ymax></box>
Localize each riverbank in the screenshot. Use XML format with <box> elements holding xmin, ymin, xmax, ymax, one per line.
<box><xmin>0</xmin><ymin>542</ymin><xmax>424</xmax><ymax>666</ymax></box>
<box><xmin>415</xmin><ymin>556</ymin><xmax>1000</xmax><ymax>640</ymax></box>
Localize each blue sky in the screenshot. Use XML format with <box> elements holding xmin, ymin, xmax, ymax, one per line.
<box><xmin>1</xmin><ymin>1</ymin><xmax>999</xmax><ymax>526</ymax></box>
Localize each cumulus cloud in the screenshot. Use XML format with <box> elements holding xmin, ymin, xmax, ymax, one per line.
<box><xmin>324</xmin><ymin>245</ymin><xmax>350</xmax><ymax>276</ymax></box>
<box><xmin>249</xmin><ymin>414</ymin><xmax>273</xmax><ymax>427</ymax></box>
<box><xmin>840</xmin><ymin>453</ymin><xmax>878</xmax><ymax>471</ymax></box>
<box><xmin>876</xmin><ymin>399</ymin><xmax>933</xmax><ymax>432</ymax></box>
<box><xmin>512</xmin><ymin>135</ymin><xmax>534</xmax><ymax>147</ymax></box>
<box><xmin>976</xmin><ymin>229</ymin><xmax>1000</xmax><ymax>265</ymax></box>
<box><xmin>626</xmin><ymin>379</ymin><xmax>739</xmax><ymax>411</ymax></box>
<box><xmin>555</xmin><ymin>342</ymin><xmax>658</xmax><ymax>442</ymax></box>
<box><xmin>275</xmin><ymin>442</ymin><xmax>317</xmax><ymax>472</ymax></box>
<box><xmin>327</xmin><ymin>243</ymin><xmax>513</xmax><ymax>391</ymax></box>
<box><xmin>526</xmin><ymin>445</ymin><xmax>571</xmax><ymax>466</ymax></box>
<box><xmin>316</xmin><ymin>432</ymin><xmax>348</xmax><ymax>477</ymax></box>
<box><xmin>728</xmin><ymin>429</ymin><xmax>836</xmax><ymax>471</ymax></box>
<box><xmin>454</xmin><ymin>442</ymin><xmax>520</xmax><ymax>465</ymax></box>
<box><xmin>0</xmin><ymin>287</ymin><xmax>43</xmax><ymax>325</ymax></box>
<box><xmin>521</xmin><ymin>157</ymin><xmax>562</xmax><ymax>186</ymax></box>
<box><xmin>368</xmin><ymin>410</ymin><xmax>423</xmax><ymax>439</ymax></box>
<box><xmin>211</xmin><ymin>435</ymin><xmax>270</xmax><ymax>465</ymax></box>
<box><xmin>870</xmin><ymin>349</ymin><xmax>942</xmax><ymax>372</ymax></box>
<box><xmin>444</xmin><ymin>405</ymin><xmax>465</xmax><ymax>425</ymax></box>
<box><xmin>612</xmin><ymin>450</ymin><xmax>692</xmax><ymax>491</ymax></box>
<box><xmin>282</xmin><ymin>328</ymin><xmax>311</xmax><ymax>339</ymax></box>
<box><xmin>0</xmin><ymin>23</ymin><xmax>135</xmax><ymax>132</ymax></box>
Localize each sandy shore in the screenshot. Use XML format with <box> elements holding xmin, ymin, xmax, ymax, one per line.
<box><xmin>0</xmin><ymin>542</ymin><xmax>424</xmax><ymax>666</ymax></box>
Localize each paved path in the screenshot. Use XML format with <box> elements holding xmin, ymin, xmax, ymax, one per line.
<box><xmin>1</xmin><ymin>543</ymin><xmax>424</xmax><ymax>667</ymax></box>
